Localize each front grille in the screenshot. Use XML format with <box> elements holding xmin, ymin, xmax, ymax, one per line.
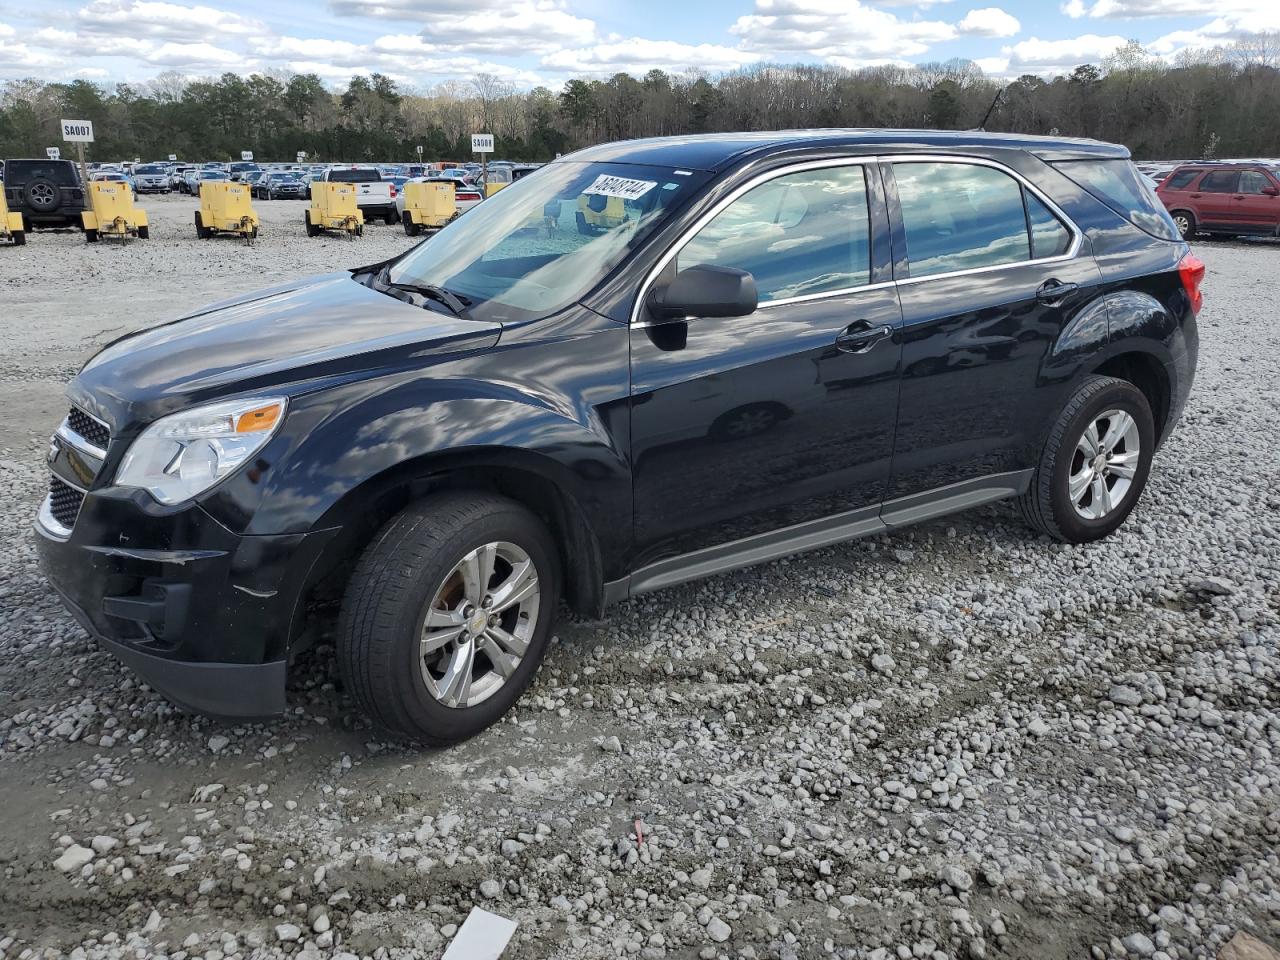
<box><xmin>49</xmin><ymin>476</ymin><xmax>85</xmax><ymax>528</ymax></box>
<box><xmin>67</xmin><ymin>407</ymin><xmax>110</xmax><ymax>450</ymax></box>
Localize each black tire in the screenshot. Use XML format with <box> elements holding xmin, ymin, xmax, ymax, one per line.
<box><xmin>403</xmin><ymin>211</ymin><xmax>419</xmax><ymax>237</ymax></box>
<box><xmin>1170</xmin><ymin>209</ymin><xmax>1197</xmax><ymax>240</ymax></box>
<box><xmin>137</xmin><ymin>225</ymin><xmax>149</xmax><ymax>240</ymax></box>
<box><xmin>1018</xmin><ymin>374</ymin><xmax>1155</xmax><ymax>544</ymax></box>
<box><xmin>337</xmin><ymin>493</ymin><xmax>561</xmax><ymax>745</ymax></box>
<box><xmin>384</xmin><ymin>210</ymin><xmax>397</xmax><ymax>226</ymax></box>
<box><xmin>85</xmin><ymin>229</ymin><xmax>98</xmax><ymax>243</ymax></box>
<box><xmin>304</xmin><ymin>210</ymin><xmax>319</xmax><ymax>237</ymax></box>
<box><xmin>12</xmin><ymin>230</ymin><xmax>25</xmax><ymax>246</ymax></box>
<box><xmin>194</xmin><ymin>212</ymin><xmax>208</xmax><ymax>239</ymax></box>
<box><xmin>23</xmin><ymin>178</ymin><xmax>59</xmax><ymax>213</ymax></box>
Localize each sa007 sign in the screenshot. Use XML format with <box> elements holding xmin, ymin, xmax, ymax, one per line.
<box><xmin>471</xmin><ymin>133</ymin><xmax>494</xmax><ymax>154</ymax></box>
<box><xmin>61</xmin><ymin>119</ymin><xmax>95</xmax><ymax>143</ymax></box>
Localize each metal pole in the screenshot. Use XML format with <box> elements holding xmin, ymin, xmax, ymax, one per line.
<box><xmin>77</xmin><ymin>142</ymin><xmax>89</xmax><ymax>189</ymax></box>
<box><xmin>481</xmin><ymin>152</ymin><xmax>487</xmax><ymax>196</ymax></box>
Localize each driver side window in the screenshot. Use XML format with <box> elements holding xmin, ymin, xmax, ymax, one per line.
<box><xmin>678</xmin><ymin>165</ymin><xmax>871</xmax><ymax>303</ymax></box>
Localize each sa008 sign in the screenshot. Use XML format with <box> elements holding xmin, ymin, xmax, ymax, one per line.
<box><xmin>61</xmin><ymin>119</ymin><xmax>95</xmax><ymax>143</ymax></box>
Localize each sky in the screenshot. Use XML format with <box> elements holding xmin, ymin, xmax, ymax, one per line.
<box><xmin>0</xmin><ymin>0</ymin><xmax>1277</xmax><ymax>91</ymax></box>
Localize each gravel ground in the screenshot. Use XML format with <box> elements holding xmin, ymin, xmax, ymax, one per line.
<box><xmin>0</xmin><ymin>196</ymin><xmax>1277</xmax><ymax>960</ymax></box>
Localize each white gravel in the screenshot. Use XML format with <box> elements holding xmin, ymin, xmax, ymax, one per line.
<box><xmin>0</xmin><ymin>202</ymin><xmax>1277</xmax><ymax>960</ymax></box>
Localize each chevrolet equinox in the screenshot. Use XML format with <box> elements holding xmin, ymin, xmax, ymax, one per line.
<box><xmin>35</xmin><ymin>130</ymin><xmax>1203</xmax><ymax>744</ymax></box>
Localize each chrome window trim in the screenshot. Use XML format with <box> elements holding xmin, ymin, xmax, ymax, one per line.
<box><xmin>56</xmin><ymin>420</ymin><xmax>107</xmax><ymax>461</ymax></box>
<box><xmin>884</xmin><ymin>153</ymin><xmax>1082</xmax><ymax>285</ymax></box>
<box><xmin>628</xmin><ymin>151</ymin><xmax>1086</xmax><ymax>327</ymax></box>
<box><xmin>629</xmin><ymin>157</ymin><xmax>880</xmax><ymax>327</ymax></box>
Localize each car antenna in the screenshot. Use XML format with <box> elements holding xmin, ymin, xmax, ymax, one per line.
<box><xmin>974</xmin><ymin>87</ymin><xmax>1004</xmax><ymax>132</ymax></box>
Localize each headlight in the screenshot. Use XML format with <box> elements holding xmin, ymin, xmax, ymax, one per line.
<box><xmin>115</xmin><ymin>397</ymin><xmax>287</xmax><ymax>505</ymax></box>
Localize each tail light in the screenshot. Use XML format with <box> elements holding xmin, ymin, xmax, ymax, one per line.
<box><xmin>1178</xmin><ymin>252</ymin><xmax>1205</xmax><ymax>314</ymax></box>
<box><xmin>389</xmin><ymin>185</ymin><xmax>397</xmax><ymax>198</ymax></box>
<box><xmin>457</xmin><ymin>191</ymin><xmax>481</xmax><ymax>201</ymax></box>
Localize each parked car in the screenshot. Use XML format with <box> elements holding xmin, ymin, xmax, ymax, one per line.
<box><xmin>1155</xmin><ymin>162</ymin><xmax>1280</xmax><ymax>239</ymax></box>
<box><xmin>35</xmin><ymin>130</ymin><xmax>1201</xmax><ymax>744</ymax></box>
<box><xmin>1</xmin><ymin>158</ymin><xmax>87</xmax><ymax>229</ymax></box>
<box><xmin>228</xmin><ymin>161</ymin><xmax>261</xmax><ymax>182</ymax></box>
<box><xmin>169</xmin><ymin>166</ymin><xmax>194</xmax><ymax>190</ymax></box>
<box><xmin>394</xmin><ymin>176</ymin><xmax>483</xmax><ymax>220</ymax></box>
<box><xmin>90</xmin><ymin>172</ymin><xmax>136</xmax><ymax>198</ymax></box>
<box><xmin>184</xmin><ymin>169</ymin><xmax>229</xmax><ymax>194</ymax></box>
<box><xmin>132</xmin><ymin>164</ymin><xmax>170</xmax><ymax>194</ymax></box>
<box><xmin>318</xmin><ymin>166</ymin><xmax>397</xmax><ymax>224</ymax></box>
<box><xmin>255</xmin><ymin>172</ymin><xmax>306</xmax><ymax>200</ymax></box>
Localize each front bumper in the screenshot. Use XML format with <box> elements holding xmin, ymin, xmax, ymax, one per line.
<box><xmin>35</xmin><ymin>489</ymin><xmax>335</xmax><ymax>719</ymax></box>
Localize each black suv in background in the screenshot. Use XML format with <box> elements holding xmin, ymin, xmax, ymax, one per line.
<box><xmin>35</xmin><ymin>130</ymin><xmax>1201</xmax><ymax>745</ymax></box>
<box><xmin>3</xmin><ymin>158</ymin><xmax>86</xmax><ymax>228</ymax></box>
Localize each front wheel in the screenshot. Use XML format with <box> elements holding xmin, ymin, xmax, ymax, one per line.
<box><xmin>1019</xmin><ymin>375</ymin><xmax>1155</xmax><ymax>543</ymax></box>
<box><xmin>337</xmin><ymin>493</ymin><xmax>561</xmax><ymax>745</ymax></box>
<box><xmin>403</xmin><ymin>211</ymin><xmax>420</xmax><ymax>237</ymax></box>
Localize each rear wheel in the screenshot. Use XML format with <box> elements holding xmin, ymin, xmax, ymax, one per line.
<box><xmin>384</xmin><ymin>209</ymin><xmax>398</xmax><ymax>226</ymax></box>
<box><xmin>304</xmin><ymin>210</ymin><xmax>319</xmax><ymax>237</ymax></box>
<box><xmin>337</xmin><ymin>493</ymin><xmax>560</xmax><ymax>745</ymax></box>
<box><xmin>403</xmin><ymin>211</ymin><xmax>419</xmax><ymax>236</ymax></box>
<box><xmin>1019</xmin><ymin>375</ymin><xmax>1154</xmax><ymax>544</ymax></box>
<box><xmin>1171</xmin><ymin>210</ymin><xmax>1197</xmax><ymax>240</ymax></box>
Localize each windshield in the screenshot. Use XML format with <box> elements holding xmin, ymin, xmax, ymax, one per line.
<box><xmin>386</xmin><ymin>161</ymin><xmax>711</xmax><ymax>324</ymax></box>
<box><xmin>328</xmin><ymin>168</ymin><xmax>381</xmax><ymax>183</ymax></box>
<box><xmin>136</xmin><ymin>165</ymin><xmax>164</xmax><ymax>174</ymax></box>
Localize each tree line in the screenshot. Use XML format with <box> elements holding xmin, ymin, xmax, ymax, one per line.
<box><xmin>1</xmin><ymin>34</ymin><xmax>1278</xmax><ymax>164</ymax></box>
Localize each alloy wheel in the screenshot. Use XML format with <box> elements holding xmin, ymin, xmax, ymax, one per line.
<box><xmin>1068</xmin><ymin>408</ymin><xmax>1141</xmax><ymax>520</ymax></box>
<box><xmin>419</xmin><ymin>541</ymin><xmax>541</xmax><ymax>708</ymax></box>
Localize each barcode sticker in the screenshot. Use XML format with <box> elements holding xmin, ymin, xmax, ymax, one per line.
<box><xmin>583</xmin><ymin>174</ymin><xmax>657</xmax><ymax>201</ymax></box>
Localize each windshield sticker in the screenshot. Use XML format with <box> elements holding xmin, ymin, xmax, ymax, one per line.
<box><xmin>583</xmin><ymin>174</ymin><xmax>657</xmax><ymax>201</ymax></box>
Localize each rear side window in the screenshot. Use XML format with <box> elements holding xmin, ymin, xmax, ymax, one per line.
<box><xmin>6</xmin><ymin>160</ymin><xmax>78</xmax><ymax>185</ymax></box>
<box><xmin>1163</xmin><ymin>170</ymin><xmax>1199</xmax><ymax>190</ymax></box>
<box><xmin>1052</xmin><ymin>158</ymin><xmax>1180</xmax><ymax>241</ymax></box>
<box><xmin>1199</xmin><ymin>171</ymin><xmax>1238</xmax><ymax>193</ymax></box>
<box><xmin>678</xmin><ymin>165</ymin><xmax>872</xmax><ymax>302</ymax></box>
<box><xmin>894</xmin><ymin>162</ymin><xmax>1037</xmax><ymax>277</ymax></box>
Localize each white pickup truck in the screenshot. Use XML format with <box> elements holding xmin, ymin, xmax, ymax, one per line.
<box><xmin>319</xmin><ymin>167</ymin><xmax>397</xmax><ymax>224</ymax></box>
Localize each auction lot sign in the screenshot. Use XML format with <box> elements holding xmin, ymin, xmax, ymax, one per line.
<box><xmin>61</xmin><ymin>119</ymin><xmax>95</xmax><ymax>142</ymax></box>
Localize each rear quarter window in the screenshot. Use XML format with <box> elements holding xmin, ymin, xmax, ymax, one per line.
<box><xmin>1163</xmin><ymin>170</ymin><xmax>1200</xmax><ymax>191</ymax></box>
<box><xmin>1052</xmin><ymin>158</ymin><xmax>1180</xmax><ymax>241</ymax></box>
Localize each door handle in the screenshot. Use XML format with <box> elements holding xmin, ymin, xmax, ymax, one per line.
<box><xmin>835</xmin><ymin>321</ymin><xmax>894</xmax><ymax>354</ymax></box>
<box><xmin>1189</xmin><ymin>193</ymin><xmax>1202</xmax><ymax>198</ymax></box>
<box><xmin>1036</xmin><ymin>278</ymin><xmax>1079</xmax><ymax>304</ymax></box>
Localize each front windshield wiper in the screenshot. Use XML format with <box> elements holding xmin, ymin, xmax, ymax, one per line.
<box><xmin>376</xmin><ymin>265</ymin><xmax>473</xmax><ymax>321</ymax></box>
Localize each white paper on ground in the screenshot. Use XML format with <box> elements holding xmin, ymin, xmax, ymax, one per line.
<box><xmin>440</xmin><ymin>907</ymin><xmax>518</xmax><ymax>960</ymax></box>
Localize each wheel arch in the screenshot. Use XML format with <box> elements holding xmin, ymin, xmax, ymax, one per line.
<box><xmin>1089</xmin><ymin>349</ymin><xmax>1172</xmax><ymax>440</ymax></box>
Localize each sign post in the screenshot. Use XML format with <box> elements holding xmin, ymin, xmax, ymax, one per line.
<box><xmin>296</xmin><ymin>151</ymin><xmax>306</xmax><ymax>164</ymax></box>
<box><xmin>61</xmin><ymin>118</ymin><xmax>95</xmax><ymax>188</ymax></box>
<box><xmin>471</xmin><ymin>133</ymin><xmax>494</xmax><ymax>194</ymax></box>
<box><xmin>168</xmin><ymin>153</ymin><xmax>177</xmax><ymax>162</ymax></box>
<box><xmin>46</xmin><ymin>147</ymin><xmax>60</xmax><ymax>160</ymax></box>
<box><xmin>241</xmin><ymin>150</ymin><xmax>254</xmax><ymax>162</ymax></box>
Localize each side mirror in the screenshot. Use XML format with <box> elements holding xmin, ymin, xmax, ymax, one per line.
<box><xmin>1263</xmin><ymin>185</ymin><xmax>1280</xmax><ymax>197</ymax></box>
<box><xmin>649</xmin><ymin>264</ymin><xmax>758</xmax><ymax>321</ymax></box>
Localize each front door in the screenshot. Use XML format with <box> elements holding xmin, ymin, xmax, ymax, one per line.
<box><xmin>883</xmin><ymin>157</ymin><xmax>1105</xmax><ymax>501</ymax></box>
<box><xmin>629</xmin><ymin>161</ymin><xmax>903</xmax><ymax>566</ymax></box>
<box><xmin>1233</xmin><ymin>169</ymin><xmax>1280</xmax><ymax>234</ymax></box>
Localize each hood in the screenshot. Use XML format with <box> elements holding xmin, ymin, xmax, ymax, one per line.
<box><xmin>72</xmin><ymin>272</ymin><xmax>501</xmax><ymax>430</ymax></box>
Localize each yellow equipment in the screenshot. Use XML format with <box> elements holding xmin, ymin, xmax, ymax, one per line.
<box><xmin>305</xmin><ymin>182</ymin><xmax>362</xmax><ymax>237</ymax></box>
<box><xmin>402</xmin><ymin>180</ymin><xmax>456</xmax><ymax>236</ymax></box>
<box><xmin>576</xmin><ymin>193</ymin><xmax>625</xmax><ymax>234</ymax></box>
<box><xmin>195</xmin><ymin>181</ymin><xmax>259</xmax><ymax>241</ymax></box>
<box><xmin>0</xmin><ymin>181</ymin><xmax>26</xmax><ymax>246</ymax></box>
<box><xmin>82</xmin><ymin>181</ymin><xmax>149</xmax><ymax>242</ymax></box>
<box><xmin>484</xmin><ymin>182</ymin><xmax>507</xmax><ymax>198</ymax></box>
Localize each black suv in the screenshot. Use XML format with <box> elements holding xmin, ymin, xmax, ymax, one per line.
<box><xmin>35</xmin><ymin>130</ymin><xmax>1201</xmax><ymax>744</ymax></box>
<box><xmin>3</xmin><ymin>158</ymin><xmax>86</xmax><ymax>228</ymax></box>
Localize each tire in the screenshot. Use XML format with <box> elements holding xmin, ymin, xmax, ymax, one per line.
<box><xmin>11</xmin><ymin>230</ymin><xmax>25</xmax><ymax>246</ymax></box>
<box><xmin>304</xmin><ymin>210</ymin><xmax>319</xmax><ymax>237</ymax></box>
<box><xmin>137</xmin><ymin>225</ymin><xmax>149</xmax><ymax>240</ymax></box>
<box><xmin>384</xmin><ymin>210</ymin><xmax>397</xmax><ymax>226</ymax></box>
<box><xmin>403</xmin><ymin>212</ymin><xmax>419</xmax><ymax>237</ymax></box>
<box><xmin>1018</xmin><ymin>374</ymin><xmax>1155</xmax><ymax>544</ymax></box>
<box><xmin>85</xmin><ymin>229</ymin><xmax>98</xmax><ymax>244</ymax></box>
<box><xmin>23</xmin><ymin>178</ymin><xmax>59</xmax><ymax>213</ymax></box>
<box><xmin>337</xmin><ymin>493</ymin><xmax>561</xmax><ymax>745</ymax></box>
<box><xmin>194</xmin><ymin>212</ymin><xmax>208</xmax><ymax>239</ymax></box>
<box><xmin>1170</xmin><ymin>210</ymin><xmax>1197</xmax><ymax>240</ymax></box>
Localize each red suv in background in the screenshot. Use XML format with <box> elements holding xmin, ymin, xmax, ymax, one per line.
<box><xmin>1156</xmin><ymin>162</ymin><xmax>1280</xmax><ymax>240</ymax></box>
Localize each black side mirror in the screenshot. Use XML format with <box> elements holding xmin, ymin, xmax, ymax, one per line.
<box><xmin>649</xmin><ymin>264</ymin><xmax>758</xmax><ymax>321</ymax></box>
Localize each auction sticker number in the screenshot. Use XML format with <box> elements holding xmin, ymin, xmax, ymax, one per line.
<box><xmin>583</xmin><ymin>174</ymin><xmax>657</xmax><ymax>201</ymax></box>
<box><xmin>61</xmin><ymin>119</ymin><xmax>95</xmax><ymax>142</ymax></box>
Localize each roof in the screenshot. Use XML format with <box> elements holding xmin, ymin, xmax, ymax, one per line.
<box><xmin>560</xmin><ymin>129</ymin><xmax>1129</xmax><ymax>171</ymax></box>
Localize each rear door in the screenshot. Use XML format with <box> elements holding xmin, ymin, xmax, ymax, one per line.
<box><xmin>1233</xmin><ymin>168</ymin><xmax>1280</xmax><ymax>234</ymax></box>
<box><xmin>883</xmin><ymin>156</ymin><xmax>1103</xmax><ymax>503</ymax></box>
<box><xmin>1193</xmin><ymin>170</ymin><xmax>1240</xmax><ymax>230</ymax></box>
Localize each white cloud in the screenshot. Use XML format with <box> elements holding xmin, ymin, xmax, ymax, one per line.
<box><xmin>957</xmin><ymin>7</ymin><xmax>1021</xmax><ymax>38</ymax></box>
<box><xmin>541</xmin><ymin>37</ymin><xmax>762</xmax><ymax>76</ymax></box>
<box><xmin>1063</xmin><ymin>0</ymin><xmax>1275</xmax><ymax>19</ymax></box>
<box><xmin>327</xmin><ymin>0</ymin><xmax>595</xmax><ymax>54</ymax></box>
<box><xmin>78</xmin><ymin>0</ymin><xmax>265</xmax><ymax>40</ymax></box>
<box><xmin>732</xmin><ymin>0</ymin><xmax>960</xmax><ymax>61</ymax></box>
<box><xmin>1000</xmin><ymin>33</ymin><xmax>1129</xmax><ymax>74</ymax></box>
<box><xmin>0</xmin><ymin>23</ymin><xmax>14</xmax><ymax>39</ymax></box>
